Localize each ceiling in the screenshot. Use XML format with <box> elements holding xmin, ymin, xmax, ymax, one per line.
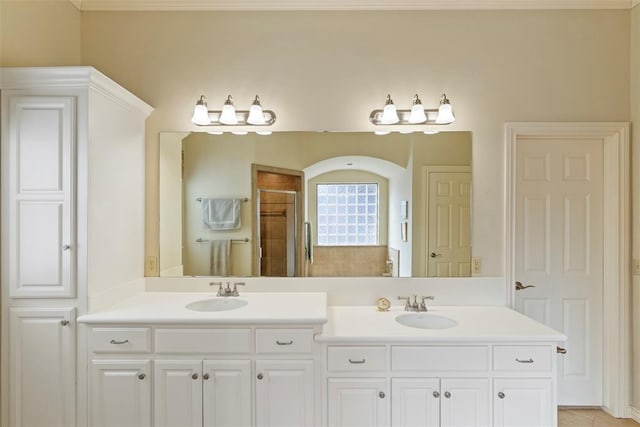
<box><xmin>69</xmin><ymin>0</ymin><xmax>635</xmax><ymax>11</ymax></box>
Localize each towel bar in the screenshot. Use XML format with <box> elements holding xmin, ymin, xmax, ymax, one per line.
<box><xmin>196</xmin><ymin>237</ymin><xmax>249</xmax><ymax>243</ymax></box>
<box><xmin>196</xmin><ymin>197</ymin><xmax>249</xmax><ymax>202</ymax></box>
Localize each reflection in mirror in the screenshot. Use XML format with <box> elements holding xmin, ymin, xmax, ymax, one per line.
<box><xmin>158</xmin><ymin>131</ymin><xmax>472</xmax><ymax>278</ymax></box>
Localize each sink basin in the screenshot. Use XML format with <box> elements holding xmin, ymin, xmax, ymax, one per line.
<box><xmin>185</xmin><ymin>298</ymin><xmax>248</xmax><ymax>312</ymax></box>
<box><xmin>395</xmin><ymin>313</ymin><xmax>458</xmax><ymax>330</ymax></box>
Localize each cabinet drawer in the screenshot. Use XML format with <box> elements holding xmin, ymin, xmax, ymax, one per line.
<box><xmin>90</xmin><ymin>328</ymin><xmax>151</xmax><ymax>353</ymax></box>
<box><xmin>493</xmin><ymin>346</ymin><xmax>552</xmax><ymax>373</ymax></box>
<box><xmin>327</xmin><ymin>346</ymin><xmax>386</xmax><ymax>371</ymax></box>
<box><xmin>255</xmin><ymin>329</ymin><xmax>314</xmax><ymax>354</ymax></box>
<box><xmin>155</xmin><ymin>329</ymin><xmax>251</xmax><ymax>354</ymax></box>
<box><xmin>391</xmin><ymin>346</ymin><xmax>489</xmax><ymax>372</ymax></box>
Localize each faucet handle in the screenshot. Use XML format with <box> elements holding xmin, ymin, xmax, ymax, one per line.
<box><xmin>422</xmin><ymin>296</ymin><xmax>435</xmax><ymax>301</ymax></box>
<box><xmin>398</xmin><ymin>296</ymin><xmax>411</xmax><ymax>310</ymax></box>
<box><xmin>232</xmin><ymin>282</ymin><xmax>245</xmax><ymax>296</ymax></box>
<box><xmin>210</xmin><ymin>282</ymin><xmax>223</xmax><ymax>296</ymax></box>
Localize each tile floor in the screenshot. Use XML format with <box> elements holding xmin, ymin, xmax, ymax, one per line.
<box><xmin>559</xmin><ymin>408</ymin><xmax>640</xmax><ymax>426</ymax></box>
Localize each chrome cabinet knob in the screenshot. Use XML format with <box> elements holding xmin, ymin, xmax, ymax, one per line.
<box><xmin>433</xmin><ymin>391</ymin><xmax>440</xmax><ymax>398</ymax></box>
<box><xmin>138</xmin><ymin>373</ymin><xmax>146</xmax><ymax>380</ymax></box>
<box><xmin>378</xmin><ymin>391</ymin><xmax>385</xmax><ymax>399</ymax></box>
<box><xmin>444</xmin><ymin>391</ymin><xmax>451</xmax><ymax>398</ymax></box>
<box><xmin>60</xmin><ymin>320</ymin><xmax>69</xmax><ymax>326</ymax></box>
<box><xmin>257</xmin><ymin>373</ymin><xmax>264</xmax><ymax>380</ymax></box>
<box><xmin>192</xmin><ymin>373</ymin><xmax>199</xmax><ymax>380</ymax></box>
<box><xmin>203</xmin><ymin>373</ymin><xmax>210</xmax><ymax>380</ymax></box>
<box><xmin>62</xmin><ymin>244</ymin><xmax>72</xmax><ymax>251</ymax></box>
<box><xmin>498</xmin><ymin>392</ymin><xmax>505</xmax><ymax>399</ymax></box>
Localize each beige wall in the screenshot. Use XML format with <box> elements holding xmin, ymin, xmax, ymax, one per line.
<box><xmin>78</xmin><ymin>10</ymin><xmax>630</xmax><ymax>278</ymax></box>
<box><xmin>631</xmin><ymin>4</ymin><xmax>640</xmax><ymax>412</ymax></box>
<box><xmin>0</xmin><ymin>0</ymin><xmax>81</xmax><ymax>66</ymax></box>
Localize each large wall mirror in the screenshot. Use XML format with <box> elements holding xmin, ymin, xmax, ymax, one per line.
<box><xmin>159</xmin><ymin>131</ymin><xmax>472</xmax><ymax>278</ymax></box>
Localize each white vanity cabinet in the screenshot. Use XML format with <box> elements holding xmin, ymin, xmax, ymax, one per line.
<box><xmin>154</xmin><ymin>359</ymin><xmax>252</xmax><ymax>427</ymax></box>
<box><xmin>85</xmin><ymin>324</ymin><xmax>319</xmax><ymax>427</ymax></box>
<box><xmin>90</xmin><ymin>360</ymin><xmax>152</xmax><ymax>427</ymax></box>
<box><xmin>322</xmin><ymin>343</ymin><xmax>558</xmax><ymax>427</ymax></box>
<box><xmin>1</xmin><ymin>67</ymin><xmax>152</xmax><ymax>427</ymax></box>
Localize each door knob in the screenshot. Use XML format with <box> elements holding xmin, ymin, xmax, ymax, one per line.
<box><xmin>515</xmin><ymin>281</ymin><xmax>535</xmax><ymax>291</ymax></box>
<box><xmin>430</xmin><ymin>252</ymin><xmax>441</xmax><ymax>258</ymax></box>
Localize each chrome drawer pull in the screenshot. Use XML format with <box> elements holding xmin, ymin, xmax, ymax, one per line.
<box><xmin>110</xmin><ymin>339</ymin><xmax>129</xmax><ymax>345</ymax></box>
<box><xmin>276</xmin><ymin>340</ymin><xmax>294</xmax><ymax>345</ymax></box>
<box><xmin>348</xmin><ymin>359</ymin><xmax>366</xmax><ymax>364</ymax></box>
<box><xmin>515</xmin><ymin>358</ymin><xmax>534</xmax><ymax>364</ymax></box>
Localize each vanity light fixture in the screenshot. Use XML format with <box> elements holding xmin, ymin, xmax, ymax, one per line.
<box><xmin>370</xmin><ymin>93</ymin><xmax>455</xmax><ymax>127</ymax></box>
<box><xmin>191</xmin><ymin>94</ymin><xmax>276</xmax><ymax>127</ymax></box>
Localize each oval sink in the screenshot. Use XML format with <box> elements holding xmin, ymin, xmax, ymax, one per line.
<box><xmin>395</xmin><ymin>313</ymin><xmax>458</xmax><ymax>330</ymax></box>
<box><xmin>185</xmin><ymin>298</ymin><xmax>248</xmax><ymax>312</ymax></box>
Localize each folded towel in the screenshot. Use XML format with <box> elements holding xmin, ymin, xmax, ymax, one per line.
<box><xmin>210</xmin><ymin>239</ymin><xmax>231</xmax><ymax>276</ymax></box>
<box><xmin>202</xmin><ymin>198</ymin><xmax>241</xmax><ymax>230</ymax></box>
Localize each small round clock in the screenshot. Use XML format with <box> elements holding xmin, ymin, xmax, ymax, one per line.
<box><xmin>376</xmin><ymin>297</ymin><xmax>391</xmax><ymax>312</ymax></box>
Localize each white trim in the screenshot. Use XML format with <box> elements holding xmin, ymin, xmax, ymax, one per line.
<box><xmin>504</xmin><ymin>122</ymin><xmax>630</xmax><ymax>417</ymax></box>
<box><xmin>0</xmin><ymin>67</ymin><xmax>153</xmax><ymax>117</ymax></box>
<box><xmin>75</xmin><ymin>0</ymin><xmax>633</xmax><ymax>10</ymax></box>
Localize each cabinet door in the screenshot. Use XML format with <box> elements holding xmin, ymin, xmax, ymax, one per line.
<box><xmin>90</xmin><ymin>360</ymin><xmax>151</xmax><ymax>427</ymax></box>
<box><xmin>493</xmin><ymin>378</ymin><xmax>553</xmax><ymax>427</ymax></box>
<box><xmin>255</xmin><ymin>359</ymin><xmax>314</xmax><ymax>427</ymax></box>
<box><xmin>391</xmin><ymin>378</ymin><xmax>440</xmax><ymax>427</ymax></box>
<box><xmin>327</xmin><ymin>378</ymin><xmax>389</xmax><ymax>427</ymax></box>
<box><xmin>440</xmin><ymin>378</ymin><xmax>489</xmax><ymax>427</ymax></box>
<box><xmin>9</xmin><ymin>307</ymin><xmax>75</xmax><ymax>427</ymax></box>
<box><xmin>4</xmin><ymin>95</ymin><xmax>76</xmax><ymax>298</ymax></box>
<box><xmin>154</xmin><ymin>360</ymin><xmax>203</xmax><ymax>427</ymax></box>
<box><xmin>203</xmin><ymin>360</ymin><xmax>252</xmax><ymax>427</ymax></box>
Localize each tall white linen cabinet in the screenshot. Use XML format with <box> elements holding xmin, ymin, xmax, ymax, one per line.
<box><xmin>0</xmin><ymin>67</ymin><xmax>153</xmax><ymax>427</ymax></box>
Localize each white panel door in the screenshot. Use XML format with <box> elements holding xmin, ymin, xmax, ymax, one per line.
<box><xmin>493</xmin><ymin>378</ymin><xmax>553</xmax><ymax>427</ymax></box>
<box><xmin>154</xmin><ymin>360</ymin><xmax>203</xmax><ymax>427</ymax></box>
<box><xmin>440</xmin><ymin>378</ymin><xmax>489</xmax><ymax>427</ymax></box>
<box><xmin>6</xmin><ymin>95</ymin><xmax>75</xmax><ymax>298</ymax></box>
<box><xmin>90</xmin><ymin>360</ymin><xmax>151</xmax><ymax>427</ymax></box>
<box><xmin>426</xmin><ymin>168</ymin><xmax>472</xmax><ymax>277</ymax></box>
<box><xmin>9</xmin><ymin>307</ymin><xmax>75</xmax><ymax>427</ymax></box>
<box><xmin>391</xmin><ymin>378</ymin><xmax>439</xmax><ymax>427</ymax></box>
<box><xmin>514</xmin><ymin>137</ymin><xmax>603</xmax><ymax>404</ymax></box>
<box><xmin>327</xmin><ymin>378</ymin><xmax>389</xmax><ymax>427</ymax></box>
<box><xmin>203</xmin><ymin>359</ymin><xmax>252</xmax><ymax>427</ymax></box>
<box><xmin>255</xmin><ymin>360</ymin><xmax>314</xmax><ymax>427</ymax></box>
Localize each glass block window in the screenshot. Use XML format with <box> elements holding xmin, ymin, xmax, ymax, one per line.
<box><xmin>316</xmin><ymin>183</ymin><xmax>378</xmax><ymax>245</ymax></box>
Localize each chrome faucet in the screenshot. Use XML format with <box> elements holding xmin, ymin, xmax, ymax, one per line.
<box><xmin>398</xmin><ymin>295</ymin><xmax>434</xmax><ymax>312</ymax></box>
<box><xmin>210</xmin><ymin>281</ymin><xmax>245</xmax><ymax>297</ymax></box>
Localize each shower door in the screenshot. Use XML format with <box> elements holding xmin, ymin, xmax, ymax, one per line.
<box><xmin>257</xmin><ymin>189</ymin><xmax>298</xmax><ymax>277</ymax></box>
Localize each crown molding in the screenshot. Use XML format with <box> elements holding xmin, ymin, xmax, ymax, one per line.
<box><xmin>73</xmin><ymin>0</ymin><xmax>633</xmax><ymax>11</ymax></box>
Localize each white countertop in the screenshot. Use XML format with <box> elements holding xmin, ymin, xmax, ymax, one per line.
<box><xmin>317</xmin><ymin>305</ymin><xmax>567</xmax><ymax>343</ymax></box>
<box><xmin>77</xmin><ymin>292</ymin><xmax>328</xmax><ymax>325</ymax></box>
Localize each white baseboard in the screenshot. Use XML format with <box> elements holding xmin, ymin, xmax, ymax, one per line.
<box><xmin>629</xmin><ymin>406</ymin><xmax>640</xmax><ymax>423</ymax></box>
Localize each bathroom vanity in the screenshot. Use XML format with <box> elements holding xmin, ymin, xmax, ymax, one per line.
<box><xmin>78</xmin><ymin>292</ymin><xmax>566</xmax><ymax>427</ymax></box>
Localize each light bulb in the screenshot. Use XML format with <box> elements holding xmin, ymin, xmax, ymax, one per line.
<box><xmin>256</xmin><ymin>131</ymin><xmax>272</xmax><ymax>136</ymax></box>
<box><xmin>219</xmin><ymin>95</ymin><xmax>238</xmax><ymax>125</ymax></box>
<box><xmin>191</xmin><ymin>95</ymin><xmax>211</xmax><ymax>125</ymax></box>
<box><xmin>380</xmin><ymin>94</ymin><xmax>399</xmax><ymax>124</ymax></box>
<box><xmin>247</xmin><ymin>95</ymin><xmax>266</xmax><ymax>125</ymax></box>
<box><xmin>436</xmin><ymin>94</ymin><xmax>455</xmax><ymax>124</ymax></box>
<box><xmin>231</xmin><ymin>130</ymin><xmax>248</xmax><ymax>135</ymax></box>
<box><xmin>374</xmin><ymin>130</ymin><xmax>391</xmax><ymax>136</ymax></box>
<box><xmin>408</xmin><ymin>94</ymin><xmax>427</xmax><ymax>124</ymax></box>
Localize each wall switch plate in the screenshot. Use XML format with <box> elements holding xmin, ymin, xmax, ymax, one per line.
<box><xmin>472</xmin><ymin>257</ymin><xmax>481</xmax><ymax>274</ymax></box>
<box><xmin>146</xmin><ymin>256</ymin><xmax>158</xmax><ymax>276</ymax></box>
<box><xmin>633</xmin><ymin>259</ymin><xmax>640</xmax><ymax>276</ymax></box>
